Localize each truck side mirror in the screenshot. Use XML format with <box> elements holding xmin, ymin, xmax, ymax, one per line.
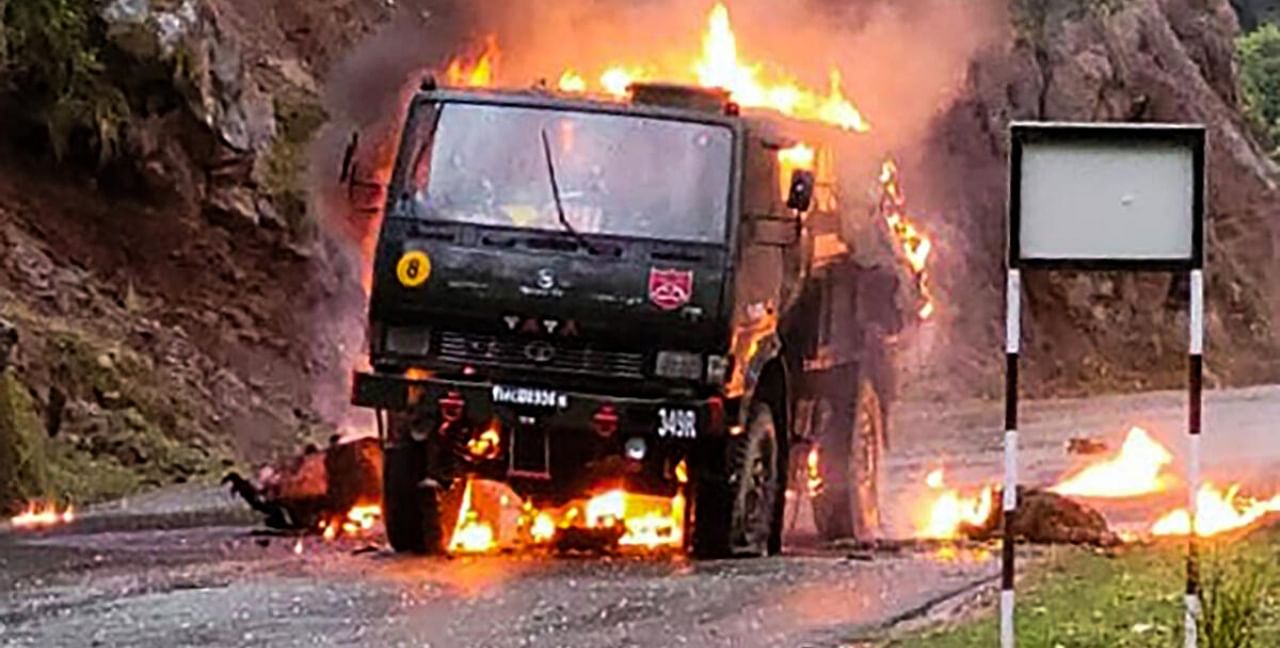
<box><xmin>786</xmin><ymin>169</ymin><xmax>815</xmax><ymax>212</ymax></box>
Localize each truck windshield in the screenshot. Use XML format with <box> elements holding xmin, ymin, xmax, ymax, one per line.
<box><xmin>405</xmin><ymin>102</ymin><xmax>733</xmax><ymax>245</ymax></box>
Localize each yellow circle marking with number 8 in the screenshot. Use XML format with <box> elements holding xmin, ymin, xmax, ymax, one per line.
<box><xmin>396</xmin><ymin>250</ymin><xmax>432</xmax><ymax>288</ymax></box>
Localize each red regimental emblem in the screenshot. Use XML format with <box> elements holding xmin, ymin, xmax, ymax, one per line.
<box><xmin>648</xmin><ymin>268</ymin><xmax>694</xmax><ymax>311</ymax></box>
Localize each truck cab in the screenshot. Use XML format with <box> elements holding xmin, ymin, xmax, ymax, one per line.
<box><xmin>351</xmin><ymin>80</ymin><xmax>911</xmax><ymax>556</ymax></box>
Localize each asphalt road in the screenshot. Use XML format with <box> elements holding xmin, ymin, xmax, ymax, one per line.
<box><xmin>2</xmin><ymin>385</ymin><xmax>1277</xmax><ymax>648</ymax></box>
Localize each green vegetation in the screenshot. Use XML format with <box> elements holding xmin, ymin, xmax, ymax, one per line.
<box><xmin>0</xmin><ymin>301</ymin><xmax>229</xmax><ymax>512</ymax></box>
<box><xmin>0</xmin><ymin>0</ymin><xmax>128</xmax><ymax>161</ymax></box>
<box><xmin>1238</xmin><ymin>23</ymin><xmax>1280</xmax><ymax>155</ymax></box>
<box><xmin>262</xmin><ymin>95</ymin><xmax>328</xmax><ymax>231</ymax></box>
<box><xmin>0</xmin><ymin>368</ymin><xmax>51</xmax><ymax>505</ymax></box>
<box><xmin>889</xmin><ymin>530</ymin><xmax>1280</xmax><ymax>648</ymax></box>
<box><xmin>1199</xmin><ymin>549</ymin><xmax>1273</xmax><ymax>648</ymax></box>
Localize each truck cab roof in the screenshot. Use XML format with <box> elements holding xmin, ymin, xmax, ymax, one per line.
<box><xmin>413</xmin><ymin>81</ymin><xmax>863</xmax><ymax>151</ymax></box>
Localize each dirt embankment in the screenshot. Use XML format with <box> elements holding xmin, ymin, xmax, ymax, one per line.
<box><xmin>0</xmin><ymin>0</ymin><xmax>406</xmax><ymax>508</ymax></box>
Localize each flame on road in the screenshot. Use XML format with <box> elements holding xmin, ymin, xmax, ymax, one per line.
<box><xmin>449</xmin><ymin>478</ymin><xmax>498</xmax><ymax>553</ymax></box>
<box><xmin>1151</xmin><ymin>484</ymin><xmax>1280</xmax><ymax>537</ymax></box>
<box><xmin>918</xmin><ymin>469</ymin><xmax>993</xmax><ymax>539</ymax></box>
<box><xmin>1050</xmin><ymin>426</ymin><xmax>1173</xmax><ymax>498</ymax></box>
<box><xmin>448</xmin><ymin>479</ymin><xmax>686</xmax><ymax>553</ymax></box>
<box><xmin>321</xmin><ymin>503</ymin><xmax>383</xmax><ymax>541</ymax></box>
<box><xmin>10</xmin><ymin>501</ymin><xmax>75</xmax><ymax>529</ymax></box>
<box><xmin>582</xmin><ymin>488</ymin><xmax>686</xmax><ymax>549</ymax></box>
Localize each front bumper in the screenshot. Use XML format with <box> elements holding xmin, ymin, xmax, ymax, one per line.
<box><xmin>351</xmin><ymin>371</ymin><xmax>724</xmax><ymax>441</ymax></box>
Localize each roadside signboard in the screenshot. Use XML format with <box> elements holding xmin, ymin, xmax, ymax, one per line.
<box><xmin>1003</xmin><ymin>122</ymin><xmax>1206</xmax><ymax>648</ymax></box>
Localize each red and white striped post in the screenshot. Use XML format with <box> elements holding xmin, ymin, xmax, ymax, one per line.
<box><xmin>1001</xmin><ymin>268</ymin><xmax>1020</xmax><ymax>648</ymax></box>
<box><xmin>1006</xmin><ymin>121</ymin><xmax>1205</xmax><ymax>648</ymax></box>
<box><xmin>1185</xmin><ymin>268</ymin><xmax>1204</xmax><ymax>647</ymax></box>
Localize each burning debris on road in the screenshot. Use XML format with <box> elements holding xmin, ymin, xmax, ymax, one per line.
<box><xmin>224</xmin><ymin>435</ymin><xmax>382</xmax><ymax>537</ymax></box>
<box><xmin>9</xmin><ymin>501</ymin><xmax>75</xmax><ymax>529</ymax></box>
<box><xmin>227</xmin><ymin>436</ymin><xmax>687</xmax><ymax>555</ymax></box>
<box><xmin>965</xmin><ymin>487</ymin><xmax>1121</xmax><ymax>547</ymax></box>
<box><xmin>918</xmin><ymin>425</ymin><xmax>1280</xmax><ymax>545</ymax></box>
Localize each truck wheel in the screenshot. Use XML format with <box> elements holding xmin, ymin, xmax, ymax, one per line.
<box><xmin>690</xmin><ymin>401</ymin><xmax>782</xmax><ymax>559</ymax></box>
<box><xmin>382</xmin><ymin>440</ymin><xmax>444</xmax><ymax>554</ymax></box>
<box><xmin>813</xmin><ymin>378</ymin><xmax>883</xmax><ymax>541</ymax></box>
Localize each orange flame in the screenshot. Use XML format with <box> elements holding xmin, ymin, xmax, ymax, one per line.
<box><xmin>1151</xmin><ymin>483</ymin><xmax>1280</xmax><ymax>537</ymax></box>
<box><xmin>918</xmin><ymin>469</ymin><xmax>993</xmax><ymax>539</ymax></box>
<box><xmin>320</xmin><ymin>503</ymin><xmax>382</xmax><ymax>541</ymax></box>
<box><xmin>449</xmin><ymin>478</ymin><xmax>498</xmax><ymax>553</ymax></box>
<box><xmin>690</xmin><ymin>5</ymin><xmax>869</xmax><ymax>131</ymax></box>
<box><xmin>445</xmin><ymin>36</ymin><xmax>500</xmax><ymax>88</ymax></box>
<box><xmin>584</xmin><ymin>488</ymin><xmax>685</xmax><ymax>548</ymax></box>
<box><xmin>548</xmin><ymin>4</ymin><xmax>869</xmax><ymax>131</ymax></box>
<box><xmin>806</xmin><ymin>447</ymin><xmax>824</xmax><ymax>496</ymax></box>
<box><xmin>466</xmin><ymin>426</ymin><xmax>502</xmax><ymax>461</ymax></box>
<box><xmin>878</xmin><ymin>161</ymin><xmax>935</xmax><ymax>320</ymax></box>
<box><xmin>557</xmin><ymin>70</ymin><xmax>587</xmax><ymax>93</ymax></box>
<box><xmin>10</xmin><ymin>501</ymin><xmax>75</xmax><ymax>529</ymax></box>
<box><xmin>530</xmin><ymin>511</ymin><xmax>557</xmax><ymax>543</ymax></box>
<box><xmin>1050</xmin><ymin>427</ymin><xmax>1173</xmax><ymax>498</ymax></box>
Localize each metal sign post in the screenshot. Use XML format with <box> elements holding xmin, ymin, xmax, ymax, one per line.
<box><xmin>1004</xmin><ymin>122</ymin><xmax>1206</xmax><ymax>648</ymax></box>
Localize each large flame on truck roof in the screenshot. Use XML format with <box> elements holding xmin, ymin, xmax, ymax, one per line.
<box><xmin>445</xmin><ymin>3</ymin><xmax>869</xmax><ymax>132</ymax></box>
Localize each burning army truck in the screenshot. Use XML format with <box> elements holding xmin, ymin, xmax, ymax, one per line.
<box><xmin>350</xmin><ymin>79</ymin><xmax>923</xmax><ymax>557</ymax></box>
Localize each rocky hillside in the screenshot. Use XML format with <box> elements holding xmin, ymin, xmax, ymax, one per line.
<box><xmin>0</xmin><ymin>0</ymin><xmax>389</xmax><ymax>508</ymax></box>
<box><xmin>912</xmin><ymin>0</ymin><xmax>1280</xmax><ymax>396</ymax></box>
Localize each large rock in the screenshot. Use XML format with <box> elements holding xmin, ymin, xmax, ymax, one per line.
<box><xmin>101</xmin><ymin>0</ymin><xmax>284</xmax><ymax>228</ymax></box>
<box><xmin>962</xmin><ymin>487</ymin><xmax>1120</xmax><ymax>546</ymax></box>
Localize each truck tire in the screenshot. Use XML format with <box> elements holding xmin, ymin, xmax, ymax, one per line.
<box><xmin>382</xmin><ymin>440</ymin><xmax>444</xmax><ymax>554</ymax></box>
<box><xmin>691</xmin><ymin>401</ymin><xmax>782</xmax><ymax>558</ymax></box>
<box><xmin>813</xmin><ymin>378</ymin><xmax>883</xmax><ymax>541</ymax></box>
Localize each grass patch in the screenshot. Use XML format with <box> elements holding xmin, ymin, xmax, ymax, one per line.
<box><xmin>890</xmin><ymin>529</ymin><xmax>1280</xmax><ymax>647</ymax></box>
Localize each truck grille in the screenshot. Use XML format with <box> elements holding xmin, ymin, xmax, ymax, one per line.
<box><xmin>437</xmin><ymin>332</ymin><xmax>647</xmax><ymax>379</ymax></box>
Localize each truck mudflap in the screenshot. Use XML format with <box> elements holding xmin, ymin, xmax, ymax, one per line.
<box><xmin>352</xmin><ymin>371</ymin><xmax>725</xmax><ymax>441</ymax></box>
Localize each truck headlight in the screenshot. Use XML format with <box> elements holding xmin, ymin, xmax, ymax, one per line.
<box><xmin>384</xmin><ymin>327</ymin><xmax>432</xmax><ymax>357</ymax></box>
<box><xmin>655</xmin><ymin>351</ymin><xmax>702</xmax><ymax>380</ymax></box>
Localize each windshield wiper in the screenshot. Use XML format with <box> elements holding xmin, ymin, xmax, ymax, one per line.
<box><xmin>540</xmin><ymin>129</ymin><xmax>597</xmax><ymax>254</ymax></box>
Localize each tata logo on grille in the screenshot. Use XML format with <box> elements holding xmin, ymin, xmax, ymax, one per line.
<box><xmin>524</xmin><ymin>341</ymin><xmax>556</xmax><ymax>363</ymax></box>
<box><xmin>648</xmin><ymin>268</ymin><xmax>694</xmax><ymax>311</ymax></box>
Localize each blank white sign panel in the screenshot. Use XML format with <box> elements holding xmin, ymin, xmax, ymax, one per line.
<box><xmin>1019</xmin><ymin>140</ymin><xmax>1195</xmax><ymax>260</ymax></box>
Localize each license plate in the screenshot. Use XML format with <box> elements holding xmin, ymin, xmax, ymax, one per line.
<box><xmin>658</xmin><ymin>408</ymin><xmax>697</xmax><ymax>439</ymax></box>
<box><xmin>491</xmin><ymin>385</ymin><xmax>568</xmax><ymax>409</ymax></box>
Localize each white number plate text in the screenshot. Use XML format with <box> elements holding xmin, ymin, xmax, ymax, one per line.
<box><xmin>491</xmin><ymin>385</ymin><xmax>568</xmax><ymax>409</ymax></box>
<box><xmin>658</xmin><ymin>408</ymin><xmax>698</xmax><ymax>439</ymax></box>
